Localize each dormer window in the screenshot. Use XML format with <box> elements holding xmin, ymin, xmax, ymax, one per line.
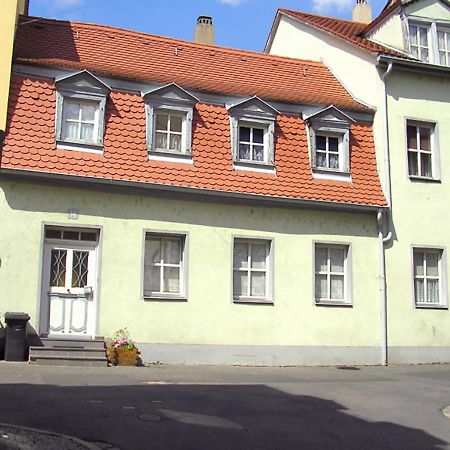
<box><xmin>437</xmin><ymin>27</ymin><xmax>450</xmax><ymax>66</ymax></box>
<box><xmin>409</xmin><ymin>23</ymin><xmax>430</xmax><ymax>62</ymax></box>
<box><xmin>306</xmin><ymin>106</ymin><xmax>354</xmax><ymax>177</ymax></box>
<box><xmin>55</xmin><ymin>71</ymin><xmax>110</xmax><ymax>152</ymax></box>
<box><xmin>228</xmin><ymin>97</ymin><xmax>278</xmax><ymax>171</ymax></box>
<box><xmin>143</xmin><ymin>83</ymin><xmax>198</xmax><ymax>161</ymax></box>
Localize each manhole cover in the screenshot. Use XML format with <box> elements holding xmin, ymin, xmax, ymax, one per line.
<box><xmin>138</xmin><ymin>414</ymin><xmax>162</xmax><ymax>422</ymax></box>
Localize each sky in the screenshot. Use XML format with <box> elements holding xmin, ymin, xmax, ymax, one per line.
<box><xmin>29</xmin><ymin>0</ymin><xmax>388</xmax><ymax>52</ymax></box>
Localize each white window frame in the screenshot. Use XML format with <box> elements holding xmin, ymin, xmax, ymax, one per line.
<box><xmin>405</xmin><ymin>119</ymin><xmax>440</xmax><ymax>181</ymax></box>
<box><xmin>314</xmin><ymin>132</ymin><xmax>346</xmax><ymax>171</ymax></box>
<box><xmin>411</xmin><ymin>246</ymin><xmax>448</xmax><ymax>309</ymax></box>
<box><xmin>232</xmin><ymin>237</ymin><xmax>274</xmax><ymax>304</ymax></box>
<box><xmin>437</xmin><ymin>26</ymin><xmax>450</xmax><ymax>66</ymax></box>
<box><xmin>143</xmin><ymin>231</ymin><xmax>188</xmax><ymax>301</ymax></box>
<box><xmin>408</xmin><ymin>21</ymin><xmax>431</xmax><ymax>63</ymax></box>
<box><xmin>55</xmin><ymin>72</ymin><xmax>110</xmax><ymax>152</ymax></box>
<box><xmin>313</xmin><ymin>242</ymin><xmax>352</xmax><ymax>306</ymax></box>
<box><xmin>61</xmin><ymin>98</ymin><xmax>100</xmax><ymax>144</ymax></box>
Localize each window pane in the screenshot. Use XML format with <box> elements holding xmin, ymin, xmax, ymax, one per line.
<box><xmin>410</xmin><ymin>26</ymin><xmax>418</xmax><ymax>45</ymax></box>
<box><xmin>233</xmin><ymin>243</ymin><xmax>248</xmax><ymax>269</ymax></box>
<box><xmin>440</xmin><ymin>51</ymin><xmax>446</xmax><ymax>65</ymax></box>
<box><xmin>251</xmin><ymin>243</ymin><xmax>267</xmax><ymax>269</ymax></box>
<box><xmin>408</xmin><ymin>151</ymin><xmax>419</xmax><ymax>176</ymax></box>
<box><xmin>316</xmin><ymin>152</ymin><xmax>326</xmax><ymax>168</ymax></box>
<box><xmin>81</xmin><ymin>104</ymin><xmax>96</xmax><ymax>121</ymax></box>
<box><xmin>155</xmin><ymin>132</ymin><xmax>167</xmax><ymax>150</ymax></box>
<box><xmin>415</xmin><ymin>278</ymin><xmax>424</xmax><ymax>303</ymax></box>
<box><xmin>156</xmin><ymin>114</ymin><xmax>168</xmax><ymax>131</ymax></box>
<box><xmin>427</xmin><ymin>279</ymin><xmax>439</xmax><ymax>303</ymax></box>
<box><xmin>419</xmin><ymin>28</ymin><xmax>428</xmax><ymax>46</ymax></box>
<box><xmin>150</xmin><ymin>265</ymin><xmax>161</xmax><ymax>292</ymax></box>
<box><xmin>63</xmin><ymin>230</ymin><xmax>78</xmax><ymax>240</ymax></box>
<box><xmin>170</xmin><ymin>115</ymin><xmax>182</xmax><ymax>133</ymax></box>
<box><xmin>316</xmin><ymin>135</ymin><xmax>326</xmax><ymax>150</ymax></box>
<box><xmin>169</xmin><ymin>134</ymin><xmax>182</xmax><ymax>152</ymax></box>
<box><xmin>407</xmin><ymin>125</ymin><xmax>417</xmax><ymax>149</ymax></box>
<box><xmin>233</xmin><ymin>271</ymin><xmax>248</xmax><ymax>297</ymax></box>
<box><xmin>330</xmin><ymin>275</ymin><xmax>344</xmax><ymax>299</ymax></box>
<box><xmin>315</xmin><ymin>247</ymin><xmax>328</xmax><ymax>272</ymax></box>
<box><xmin>315</xmin><ymin>274</ymin><xmax>327</xmax><ymax>299</ymax></box>
<box><xmin>146</xmin><ymin>238</ymin><xmax>161</xmax><ymax>264</ymax></box>
<box><xmin>80</xmin><ymin>232</ymin><xmax>97</xmax><ymax>242</ymax></box>
<box><xmin>414</xmin><ymin>252</ymin><xmax>424</xmax><ymax>276</ymax></box>
<box><xmin>421</xmin><ymin>153</ymin><xmax>432</xmax><ymax>178</ymax></box>
<box><xmin>426</xmin><ymin>253</ymin><xmax>439</xmax><ymax>276</ymax></box>
<box><xmin>72</xmin><ymin>251</ymin><xmax>89</xmax><ymax>288</ymax></box>
<box><xmin>328</xmin><ymin>137</ymin><xmax>339</xmax><ymax>152</ymax></box>
<box><xmin>50</xmin><ymin>249</ymin><xmax>67</xmax><ymax>287</ymax></box>
<box><xmin>163</xmin><ymin>239</ymin><xmax>181</xmax><ymax>265</ymax></box>
<box><xmin>239</xmin><ymin>127</ymin><xmax>250</xmax><ymax>142</ymax></box>
<box><xmin>419</xmin><ymin>127</ymin><xmax>430</xmax><ymax>151</ymax></box>
<box><xmin>253</xmin><ymin>128</ymin><xmax>264</xmax><ymax>144</ymax></box>
<box><xmin>251</xmin><ymin>272</ymin><xmax>266</xmax><ymax>297</ymax></box>
<box><xmin>411</xmin><ymin>47</ymin><xmax>419</xmax><ymax>58</ymax></box>
<box><xmin>329</xmin><ymin>153</ymin><xmax>339</xmax><ymax>170</ymax></box>
<box><xmin>46</xmin><ymin>229</ymin><xmax>62</xmax><ymax>239</ymax></box>
<box><xmin>438</xmin><ymin>31</ymin><xmax>445</xmax><ymax>48</ymax></box>
<box><xmin>253</xmin><ymin>145</ymin><xmax>264</xmax><ymax>162</ymax></box>
<box><xmin>66</xmin><ymin>102</ymin><xmax>80</xmax><ymax>120</ymax></box>
<box><xmin>421</xmin><ymin>49</ymin><xmax>429</xmax><ymax>62</ymax></box>
<box><xmin>163</xmin><ymin>267</ymin><xmax>180</xmax><ymax>293</ymax></box>
<box><xmin>239</xmin><ymin>143</ymin><xmax>250</xmax><ymax>160</ymax></box>
<box><xmin>330</xmin><ymin>248</ymin><xmax>345</xmax><ymax>273</ymax></box>
<box><xmin>65</xmin><ymin>122</ymin><xmax>79</xmax><ymax>140</ymax></box>
<box><xmin>80</xmin><ymin>123</ymin><xmax>94</xmax><ymax>141</ymax></box>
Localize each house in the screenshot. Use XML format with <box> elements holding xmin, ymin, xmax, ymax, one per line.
<box><xmin>0</xmin><ymin>15</ymin><xmax>388</xmax><ymax>366</ymax></box>
<box><xmin>266</xmin><ymin>0</ymin><xmax>450</xmax><ymax>364</ymax></box>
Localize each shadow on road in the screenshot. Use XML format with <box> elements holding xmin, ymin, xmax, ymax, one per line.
<box><xmin>0</xmin><ymin>383</ymin><xmax>445</xmax><ymax>450</ymax></box>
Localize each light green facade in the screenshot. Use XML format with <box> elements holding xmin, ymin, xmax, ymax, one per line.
<box><xmin>0</xmin><ymin>180</ymin><xmax>382</xmax><ymax>364</ymax></box>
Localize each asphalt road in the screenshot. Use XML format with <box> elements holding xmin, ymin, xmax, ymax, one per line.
<box><xmin>0</xmin><ymin>363</ymin><xmax>449</xmax><ymax>449</ymax></box>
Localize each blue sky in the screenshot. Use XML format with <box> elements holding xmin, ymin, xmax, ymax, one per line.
<box><xmin>29</xmin><ymin>0</ymin><xmax>388</xmax><ymax>51</ymax></box>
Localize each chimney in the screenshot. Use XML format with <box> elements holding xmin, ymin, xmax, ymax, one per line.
<box><xmin>352</xmin><ymin>0</ymin><xmax>372</xmax><ymax>24</ymax></box>
<box><xmin>194</xmin><ymin>16</ymin><xmax>215</xmax><ymax>45</ymax></box>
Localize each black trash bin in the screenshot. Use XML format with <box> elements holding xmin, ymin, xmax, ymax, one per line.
<box><xmin>4</xmin><ymin>313</ymin><xmax>30</xmax><ymax>362</ymax></box>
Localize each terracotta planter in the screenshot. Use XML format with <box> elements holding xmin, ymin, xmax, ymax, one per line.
<box><xmin>116</xmin><ymin>347</ymin><xmax>138</xmax><ymax>366</ymax></box>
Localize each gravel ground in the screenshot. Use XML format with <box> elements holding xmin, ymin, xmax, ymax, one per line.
<box><xmin>0</xmin><ymin>424</ymin><xmax>99</xmax><ymax>450</ymax></box>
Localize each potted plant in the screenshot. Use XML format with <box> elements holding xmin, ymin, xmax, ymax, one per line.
<box><xmin>108</xmin><ymin>328</ymin><xmax>139</xmax><ymax>366</ymax></box>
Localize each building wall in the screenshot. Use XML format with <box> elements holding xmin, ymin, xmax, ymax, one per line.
<box><xmin>367</xmin><ymin>13</ymin><xmax>406</xmax><ymax>52</ymax></box>
<box><xmin>0</xmin><ymin>0</ymin><xmax>26</xmax><ymax>130</ymax></box>
<box><xmin>385</xmin><ymin>70</ymin><xmax>450</xmax><ymax>361</ymax></box>
<box><xmin>405</xmin><ymin>0</ymin><xmax>450</xmax><ymax>19</ymax></box>
<box><xmin>0</xmin><ymin>180</ymin><xmax>383</xmax><ymax>365</ymax></box>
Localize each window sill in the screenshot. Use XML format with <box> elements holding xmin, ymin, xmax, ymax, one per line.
<box><xmin>233</xmin><ymin>297</ymin><xmax>274</xmax><ymax>305</ymax></box>
<box><xmin>233</xmin><ymin>162</ymin><xmax>275</xmax><ymax>174</ymax></box>
<box><xmin>56</xmin><ymin>141</ymin><xmax>103</xmax><ymax>154</ymax></box>
<box><xmin>409</xmin><ymin>176</ymin><xmax>441</xmax><ymax>183</ymax></box>
<box><xmin>315</xmin><ymin>300</ymin><xmax>352</xmax><ymax>307</ymax></box>
<box><xmin>143</xmin><ymin>295</ymin><xmax>188</xmax><ymax>302</ymax></box>
<box><xmin>148</xmin><ymin>151</ymin><xmax>193</xmax><ymax>164</ymax></box>
<box><xmin>415</xmin><ymin>303</ymin><xmax>447</xmax><ymax>310</ymax></box>
<box><xmin>312</xmin><ymin>169</ymin><xmax>352</xmax><ymax>182</ymax></box>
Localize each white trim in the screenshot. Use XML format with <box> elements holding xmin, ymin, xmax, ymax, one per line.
<box><xmin>233</xmin><ymin>163</ymin><xmax>276</xmax><ymax>174</ymax></box>
<box><xmin>56</xmin><ymin>142</ymin><xmax>103</xmax><ymax>154</ymax></box>
<box><xmin>148</xmin><ymin>153</ymin><xmax>193</xmax><ymax>164</ymax></box>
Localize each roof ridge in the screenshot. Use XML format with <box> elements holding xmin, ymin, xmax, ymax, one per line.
<box><xmin>279</xmin><ymin>8</ymin><xmax>366</xmax><ymax>27</ymax></box>
<box><xmin>19</xmin><ymin>15</ymin><xmax>328</xmax><ymax>69</ymax></box>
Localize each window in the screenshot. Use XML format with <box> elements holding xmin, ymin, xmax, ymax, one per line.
<box><xmin>413</xmin><ymin>248</ymin><xmax>447</xmax><ymax>308</ymax></box>
<box><xmin>144</xmin><ymin>83</ymin><xmax>197</xmax><ymax>159</ymax></box>
<box><xmin>55</xmin><ymin>71</ymin><xmax>110</xmax><ymax>150</ymax></box>
<box><xmin>314</xmin><ymin>244</ymin><xmax>351</xmax><ymax>305</ymax></box>
<box><xmin>306</xmin><ymin>106</ymin><xmax>352</xmax><ymax>176</ymax></box>
<box><xmin>437</xmin><ymin>27</ymin><xmax>450</xmax><ymax>66</ymax></box>
<box><xmin>229</xmin><ymin>97</ymin><xmax>277</xmax><ymax>169</ymax></box>
<box><xmin>406</xmin><ymin>121</ymin><xmax>438</xmax><ymax>179</ymax></box>
<box><xmin>143</xmin><ymin>233</ymin><xmax>187</xmax><ymax>299</ymax></box>
<box><xmin>233</xmin><ymin>239</ymin><xmax>272</xmax><ymax>303</ymax></box>
<box><xmin>409</xmin><ymin>23</ymin><xmax>430</xmax><ymax>62</ymax></box>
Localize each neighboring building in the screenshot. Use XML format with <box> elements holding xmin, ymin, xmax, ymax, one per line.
<box><xmin>266</xmin><ymin>0</ymin><xmax>450</xmax><ymax>364</ymax></box>
<box><xmin>0</xmin><ymin>0</ymin><xmax>29</xmax><ymax>135</ymax></box>
<box><xmin>0</xmin><ymin>16</ymin><xmax>388</xmax><ymax>365</ymax></box>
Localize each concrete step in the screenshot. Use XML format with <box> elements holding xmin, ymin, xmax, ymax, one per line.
<box><xmin>29</xmin><ymin>347</ymin><xmax>107</xmax><ymax>359</ymax></box>
<box><xmin>29</xmin><ymin>354</ymin><xmax>108</xmax><ymax>367</ymax></box>
<box><xmin>39</xmin><ymin>338</ymin><xmax>106</xmax><ymax>350</ymax></box>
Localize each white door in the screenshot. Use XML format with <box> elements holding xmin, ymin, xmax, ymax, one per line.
<box><xmin>42</xmin><ymin>242</ymin><xmax>97</xmax><ymax>337</ymax></box>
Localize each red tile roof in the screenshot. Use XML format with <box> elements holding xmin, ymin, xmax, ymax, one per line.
<box><xmin>279</xmin><ymin>9</ymin><xmax>409</xmax><ymax>58</ymax></box>
<box><xmin>2</xmin><ymin>75</ymin><xmax>386</xmax><ymax>207</ymax></box>
<box><xmin>13</xmin><ymin>16</ymin><xmax>366</xmax><ymax>112</ymax></box>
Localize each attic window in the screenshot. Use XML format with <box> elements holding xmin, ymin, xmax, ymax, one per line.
<box><xmin>55</xmin><ymin>71</ymin><xmax>110</xmax><ymax>152</ymax></box>
<box><xmin>306</xmin><ymin>106</ymin><xmax>353</xmax><ymax>177</ymax></box>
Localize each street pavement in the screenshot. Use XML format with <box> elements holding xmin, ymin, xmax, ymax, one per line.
<box><xmin>0</xmin><ymin>362</ymin><xmax>449</xmax><ymax>449</ymax></box>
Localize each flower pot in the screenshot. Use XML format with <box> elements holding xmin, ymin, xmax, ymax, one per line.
<box><xmin>116</xmin><ymin>347</ymin><xmax>138</xmax><ymax>366</ymax></box>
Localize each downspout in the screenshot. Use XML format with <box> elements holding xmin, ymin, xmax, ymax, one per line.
<box><xmin>379</xmin><ymin>61</ymin><xmax>393</xmax><ymax>366</ymax></box>
<box><xmin>0</xmin><ymin>130</ymin><xmax>5</xmax><ymax>173</ymax></box>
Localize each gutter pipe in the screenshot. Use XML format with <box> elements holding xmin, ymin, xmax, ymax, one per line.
<box><xmin>378</xmin><ymin>61</ymin><xmax>393</xmax><ymax>366</ymax></box>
